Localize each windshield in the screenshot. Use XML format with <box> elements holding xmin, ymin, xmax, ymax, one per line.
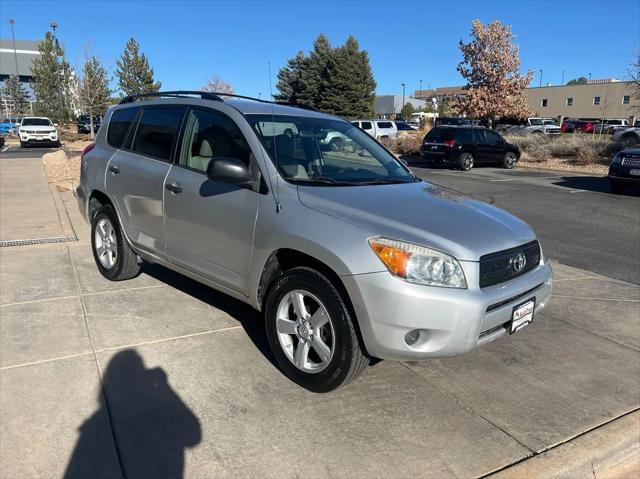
<box><xmin>529</xmin><ymin>118</ymin><xmax>543</xmax><ymax>125</ymax></box>
<box><xmin>22</xmin><ymin>118</ymin><xmax>53</xmax><ymax>126</ymax></box>
<box><xmin>247</xmin><ymin>114</ymin><xmax>417</xmax><ymax>185</ymax></box>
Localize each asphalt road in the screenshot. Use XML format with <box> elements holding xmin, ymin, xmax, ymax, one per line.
<box><xmin>0</xmin><ymin>144</ymin><xmax>58</xmax><ymax>158</ymax></box>
<box><xmin>410</xmin><ymin>162</ymin><xmax>640</xmax><ymax>284</ymax></box>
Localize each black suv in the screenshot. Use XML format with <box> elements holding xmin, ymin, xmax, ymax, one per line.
<box><xmin>420</xmin><ymin>126</ymin><xmax>520</xmax><ymax>171</ymax></box>
<box><xmin>77</xmin><ymin>115</ymin><xmax>102</xmax><ymax>134</ymax></box>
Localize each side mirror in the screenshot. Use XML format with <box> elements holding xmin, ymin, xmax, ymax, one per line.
<box><xmin>206</xmin><ymin>156</ymin><xmax>251</xmax><ymax>185</ymax></box>
<box><xmin>399</xmin><ymin>158</ymin><xmax>408</xmax><ymax>166</ymax></box>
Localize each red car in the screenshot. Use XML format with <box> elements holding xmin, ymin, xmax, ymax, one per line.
<box><xmin>574</xmin><ymin>120</ymin><xmax>600</xmax><ymax>133</ymax></box>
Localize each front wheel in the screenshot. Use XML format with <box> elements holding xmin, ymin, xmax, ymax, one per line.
<box><xmin>265</xmin><ymin>267</ymin><xmax>369</xmax><ymax>392</ymax></box>
<box><xmin>91</xmin><ymin>205</ymin><xmax>141</xmax><ymax>281</ymax></box>
<box><xmin>458</xmin><ymin>152</ymin><xmax>474</xmax><ymax>171</ymax></box>
<box><xmin>20</xmin><ymin>141</ymin><xmax>26</xmax><ymax>148</ymax></box>
<box><xmin>503</xmin><ymin>151</ymin><xmax>518</xmax><ymax>169</ymax></box>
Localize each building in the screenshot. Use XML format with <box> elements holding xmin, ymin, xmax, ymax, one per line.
<box><xmin>413</xmin><ymin>80</ymin><xmax>638</xmax><ymax>120</ymax></box>
<box><xmin>374</xmin><ymin>95</ymin><xmax>426</xmax><ymax>119</ymax></box>
<box><xmin>526</xmin><ymin>80</ymin><xmax>637</xmax><ymax>119</ymax></box>
<box><xmin>0</xmin><ymin>39</ymin><xmax>41</xmax><ymax>116</ymax></box>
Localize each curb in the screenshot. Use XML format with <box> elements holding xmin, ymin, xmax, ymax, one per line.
<box><xmin>519</xmin><ymin>165</ymin><xmax>607</xmax><ymax>177</ymax></box>
<box><xmin>486</xmin><ymin>409</ymin><xmax>640</xmax><ymax>479</ymax></box>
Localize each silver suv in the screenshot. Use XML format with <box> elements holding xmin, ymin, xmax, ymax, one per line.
<box><xmin>76</xmin><ymin>91</ymin><xmax>553</xmax><ymax>392</ymax></box>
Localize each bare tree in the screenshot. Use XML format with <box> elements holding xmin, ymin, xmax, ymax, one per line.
<box><xmin>201</xmin><ymin>75</ymin><xmax>234</xmax><ymax>95</ymax></box>
<box><xmin>628</xmin><ymin>49</ymin><xmax>640</xmax><ymax>113</ymax></box>
<box><xmin>77</xmin><ymin>46</ymin><xmax>111</xmax><ymax>139</ymax></box>
<box><xmin>455</xmin><ymin>20</ymin><xmax>533</xmax><ymax>120</ymax></box>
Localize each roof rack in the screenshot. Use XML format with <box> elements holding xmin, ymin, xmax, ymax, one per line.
<box><xmin>118</xmin><ymin>90</ymin><xmax>321</xmax><ymax>112</ymax></box>
<box><xmin>119</xmin><ymin>90</ymin><xmax>224</xmax><ymax>104</ymax></box>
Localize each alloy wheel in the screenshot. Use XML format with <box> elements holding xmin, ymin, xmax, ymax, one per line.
<box><xmin>275</xmin><ymin>289</ymin><xmax>335</xmax><ymax>373</ymax></box>
<box><xmin>505</xmin><ymin>152</ymin><xmax>517</xmax><ymax>168</ymax></box>
<box><xmin>94</xmin><ymin>218</ymin><xmax>118</xmax><ymax>269</ymax></box>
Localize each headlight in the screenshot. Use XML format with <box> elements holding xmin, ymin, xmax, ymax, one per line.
<box><xmin>369</xmin><ymin>237</ymin><xmax>467</xmax><ymax>288</ymax></box>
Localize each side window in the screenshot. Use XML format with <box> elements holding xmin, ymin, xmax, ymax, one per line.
<box><xmin>485</xmin><ymin>130</ymin><xmax>502</xmax><ymax>144</ymax></box>
<box><xmin>377</xmin><ymin>121</ymin><xmax>392</xmax><ymax>129</ymax></box>
<box><xmin>180</xmin><ymin>108</ymin><xmax>251</xmax><ymax>173</ymax></box>
<box><xmin>131</xmin><ymin>107</ymin><xmax>185</xmax><ymax>161</ymax></box>
<box><xmin>472</xmin><ymin>129</ymin><xmax>486</xmax><ymax>143</ymax></box>
<box><xmin>107</xmin><ymin>107</ymin><xmax>139</xmax><ymax>148</ymax></box>
<box><xmin>361</xmin><ymin>121</ymin><xmax>373</xmax><ymax>130</ymax></box>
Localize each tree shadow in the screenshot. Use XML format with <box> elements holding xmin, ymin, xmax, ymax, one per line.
<box><xmin>64</xmin><ymin>350</ymin><xmax>201</xmax><ymax>479</ymax></box>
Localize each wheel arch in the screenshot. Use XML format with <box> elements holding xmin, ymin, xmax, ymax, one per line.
<box><xmin>88</xmin><ymin>189</ymin><xmax>113</xmax><ymax>221</ymax></box>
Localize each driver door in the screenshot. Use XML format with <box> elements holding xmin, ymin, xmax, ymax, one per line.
<box><xmin>163</xmin><ymin>107</ymin><xmax>259</xmax><ymax>294</ymax></box>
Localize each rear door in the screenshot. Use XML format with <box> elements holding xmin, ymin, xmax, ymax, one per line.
<box><xmin>481</xmin><ymin>129</ymin><xmax>507</xmax><ymax>162</ymax></box>
<box><xmin>106</xmin><ymin>105</ymin><xmax>186</xmax><ymax>253</ymax></box>
<box><xmin>163</xmin><ymin>107</ymin><xmax>259</xmax><ymax>294</ymax></box>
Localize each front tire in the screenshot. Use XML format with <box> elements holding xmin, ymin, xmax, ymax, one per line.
<box><xmin>91</xmin><ymin>205</ymin><xmax>141</xmax><ymax>281</ymax></box>
<box><xmin>265</xmin><ymin>267</ymin><xmax>369</xmax><ymax>392</ymax></box>
<box><xmin>503</xmin><ymin>151</ymin><xmax>518</xmax><ymax>169</ymax></box>
<box><xmin>20</xmin><ymin>141</ymin><xmax>26</xmax><ymax>148</ymax></box>
<box><xmin>458</xmin><ymin>152</ymin><xmax>474</xmax><ymax>171</ymax></box>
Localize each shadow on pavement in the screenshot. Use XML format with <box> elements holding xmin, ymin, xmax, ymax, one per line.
<box><xmin>64</xmin><ymin>350</ymin><xmax>201</xmax><ymax>479</ymax></box>
<box><xmin>143</xmin><ymin>263</ymin><xmax>273</xmax><ymax>363</ymax></box>
<box><xmin>552</xmin><ymin>176</ymin><xmax>640</xmax><ymax>196</ymax></box>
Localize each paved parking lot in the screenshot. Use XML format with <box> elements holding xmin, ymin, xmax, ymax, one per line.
<box><xmin>0</xmin><ymin>154</ymin><xmax>638</xmax><ymax>478</ymax></box>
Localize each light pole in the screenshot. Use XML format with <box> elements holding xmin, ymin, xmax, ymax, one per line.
<box><xmin>539</xmin><ymin>69</ymin><xmax>543</xmax><ymax>87</ymax></box>
<box><xmin>419</xmin><ymin>79</ymin><xmax>423</xmax><ymax>95</ymax></box>
<box><xmin>401</xmin><ymin>83</ymin><xmax>405</xmax><ymax>119</ymax></box>
<box><xmin>561</xmin><ymin>70</ymin><xmax>566</xmax><ymax>85</ymax></box>
<box><xmin>8</xmin><ymin>19</ymin><xmax>19</xmax><ymax>76</ymax></box>
<box><xmin>50</xmin><ymin>22</ymin><xmax>64</xmax><ymax>123</ymax></box>
<box><xmin>588</xmin><ymin>72</ymin><xmax>592</xmax><ymax>82</ymax></box>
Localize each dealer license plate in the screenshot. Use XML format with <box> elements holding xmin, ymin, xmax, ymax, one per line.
<box><xmin>510</xmin><ymin>298</ymin><xmax>535</xmax><ymax>334</ymax></box>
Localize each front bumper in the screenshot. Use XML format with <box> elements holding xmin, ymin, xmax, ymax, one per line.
<box><xmin>342</xmin><ymin>260</ymin><xmax>553</xmax><ymax>360</ymax></box>
<box><xmin>20</xmin><ymin>133</ymin><xmax>58</xmax><ymax>144</ymax></box>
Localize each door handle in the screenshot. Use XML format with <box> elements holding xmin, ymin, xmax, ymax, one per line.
<box><xmin>108</xmin><ymin>165</ymin><xmax>120</xmax><ymax>174</ymax></box>
<box><xmin>165</xmin><ymin>182</ymin><xmax>182</xmax><ymax>194</ymax></box>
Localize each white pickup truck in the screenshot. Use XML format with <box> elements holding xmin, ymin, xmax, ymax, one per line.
<box><xmin>497</xmin><ymin>117</ymin><xmax>561</xmax><ymax>137</ymax></box>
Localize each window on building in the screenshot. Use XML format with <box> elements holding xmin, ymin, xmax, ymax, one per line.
<box><xmin>593</xmin><ymin>96</ymin><xmax>601</xmax><ymax>105</ymax></box>
<box><xmin>541</xmin><ymin>99</ymin><xmax>548</xmax><ymax>107</ymax></box>
<box><xmin>622</xmin><ymin>95</ymin><xmax>630</xmax><ymax>105</ymax></box>
<box><xmin>566</xmin><ymin>97</ymin><xmax>573</xmax><ymax>106</ymax></box>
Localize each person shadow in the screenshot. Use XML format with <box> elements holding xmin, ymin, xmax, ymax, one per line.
<box><xmin>64</xmin><ymin>349</ymin><xmax>201</xmax><ymax>479</ymax></box>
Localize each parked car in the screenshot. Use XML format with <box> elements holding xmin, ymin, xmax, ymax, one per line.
<box><xmin>395</xmin><ymin>121</ymin><xmax>418</xmax><ymax>131</ymax></box>
<box><xmin>560</xmin><ymin>119</ymin><xmax>578</xmax><ymax>133</ymax></box>
<box><xmin>573</xmin><ymin>119</ymin><xmax>600</xmax><ymax>134</ymax></box>
<box><xmin>608</xmin><ymin>149</ymin><xmax>640</xmax><ymax>193</ymax></box>
<box><xmin>18</xmin><ymin>117</ymin><xmax>60</xmax><ymax>148</ymax></box>
<box><xmin>351</xmin><ymin>119</ymin><xmax>398</xmax><ymax>139</ymax></box>
<box><xmin>77</xmin><ymin>115</ymin><xmax>102</xmax><ymax>134</ymax></box>
<box><xmin>594</xmin><ymin>119</ymin><xmax>629</xmax><ymax>135</ymax></box>
<box><xmin>612</xmin><ymin>127</ymin><xmax>640</xmax><ymax>147</ymax></box>
<box><xmin>76</xmin><ymin>91</ymin><xmax>552</xmax><ymax>392</ymax></box>
<box><xmin>497</xmin><ymin>117</ymin><xmax>561</xmax><ymax>137</ymax></box>
<box><xmin>420</xmin><ymin>125</ymin><xmax>520</xmax><ymax>171</ymax></box>
<box><xmin>0</xmin><ymin>117</ymin><xmax>19</xmax><ymax>135</ymax></box>
<box><xmin>435</xmin><ymin>117</ymin><xmax>487</xmax><ymax>127</ymax></box>
<box><xmin>0</xmin><ymin>135</ymin><xmax>5</xmax><ymax>148</ymax></box>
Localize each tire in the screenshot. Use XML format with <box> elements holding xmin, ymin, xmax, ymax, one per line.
<box><xmin>503</xmin><ymin>151</ymin><xmax>518</xmax><ymax>169</ymax></box>
<box><xmin>609</xmin><ymin>179</ymin><xmax>625</xmax><ymax>194</ymax></box>
<box><xmin>620</xmin><ymin>133</ymin><xmax>640</xmax><ymax>148</ymax></box>
<box><xmin>20</xmin><ymin>141</ymin><xmax>26</xmax><ymax>148</ymax></box>
<box><xmin>91</xmin><ymin>205</ymin><xmax>141</xmax><ymax>281</ymax></box>
<box><xmin>328</xmin><ymin>137</ymin><xmax>344</xmax><ymax>152</ymax></box>
<box><xmin>265</xmin><ymin>267</ymin><xmax>369</xmax><ymax>392</ymax></box>
<box><xmin>458</xmin><ymin>152</ymin><xmax>474</xmax><ymax>171</ymax></box>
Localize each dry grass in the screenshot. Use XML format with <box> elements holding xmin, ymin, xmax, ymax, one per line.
<box><xmin>42</xmin><ymin>149</ymin><xmax>80</xmax><ymax>191</ymax></box>
<box><xmin>381</xmin><ymin>132</ymin><xmax>423</xmax><ymax>156</ymax></box>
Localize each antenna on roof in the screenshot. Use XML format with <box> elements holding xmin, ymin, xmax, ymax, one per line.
<box><xmin>268</xmin><ymin>61</ymin><xmax>282</xmax><ymax>213</ymax></box>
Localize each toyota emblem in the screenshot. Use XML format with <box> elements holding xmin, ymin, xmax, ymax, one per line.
<box><xmin>510</xmin><ymin>252</ymin><xmax>527</xmax><ymax>273</ymax></box>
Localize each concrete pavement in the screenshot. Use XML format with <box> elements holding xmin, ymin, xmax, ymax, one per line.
<box><xmin>0</xmin><ymin>157</ymin><xmax>638</xmax><ymax>478</ymax></box>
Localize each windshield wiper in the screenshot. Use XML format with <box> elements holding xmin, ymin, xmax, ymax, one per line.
<box><xmin>359</xmin><ymin>178</ymin><xmax>414</xmax><ymax>185</ymax></box>
<box><xmin>295</xmin><ymin>176</ymin><xmax>358</xmax><ymax>186</ymax></box>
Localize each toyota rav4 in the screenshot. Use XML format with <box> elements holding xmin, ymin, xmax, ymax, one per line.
<box><xmin>76</xmin><ymin>91</ymin><xmax>553</xmax><ymax>392</ymax></box>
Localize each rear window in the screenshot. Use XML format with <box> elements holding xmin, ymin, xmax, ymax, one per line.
<box><xmin>377</xmin><ymin>121</ymin><xmax>393</xmax><ymax>129</ymax></box>
<box><xmin>425</xmin><ymin>127</ymin><xmax>456</xmax><ymax>142</ymax></box>
<box><xmin>107</xmin><ymin>107</ymin><xmax>139</xmax><ymax>148</ymax></box>
<box><xmin>131</xmin><ymin>107</ymin><xmax>185</xmax><ymax>161</ymax></box>
<box><xmin>361</xmin><ymin>121</ymin><xmax>372</xmax><ymax>130</ymax></box>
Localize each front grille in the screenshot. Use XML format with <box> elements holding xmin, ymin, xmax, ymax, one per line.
<box><xmin>621</xmin><ymin>156</ymin><xmax>640</xmax><ymax>167</ymax></box>
<box><xmin>479</xmin><ymin>240</ymin><xmax>540</xmax><ymax>288</ymax></box>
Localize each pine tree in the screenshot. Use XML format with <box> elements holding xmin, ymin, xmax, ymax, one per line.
<box><xmin>274</xmin><ymin>51</ymin><xmax>306</xmax><ymax>103</ymax></box>
<box><xmin>1</xmin><ymin>74</ymin><xmax>30</xmax><ymax>115</ymax></box>
<box><xmin>78</xmin><ymin>53</ymin><xmax>112</xmax><ymax>138</ymax></box>
<box><xmin>298</xmin><ymin>33</ymin><xmax>332</xmax><ymax>108</ymax></box>
<box><xmin>31</xmin><ymin>31</ymin><xmax>75</xmax><ymax>123</ymax></box>
<box><xmin>116</xmin><ymin>38</ymin><xmax>161</xmax><ymax>97</ymax></box>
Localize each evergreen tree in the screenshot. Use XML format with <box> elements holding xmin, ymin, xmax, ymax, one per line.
<box><xmin>116</xmin><ymin>38</ymin><xmax>161</xmax><ymax>97</ymax></box>
<box><xmin>1</xmin><ymin>74</ymin><xmax>30</xmax><ymax>115</ymax></box>
<box><xmin>78</xmin><ymin>53</ymin><xmax>112</xmax><ymax>138</ymax></box>
<box><xmin>31</xmin><ymin>31</ymin><xmax>75</xmax><ymax>123</ymax></box>
<box><xmin>274</xmin><ymin>51</ymin><xmax>306</xmax><ymax>103</ymax></box>
<box><xmin>297</xmin><ymin>33</ymin><xmax>332</xmax><ymax>107</ymax></box>
<box><xmin>400</xmin><ymin>102</ymin><xmax>415</xmax><ymax>120</ymax></box>
<box><xmin>567</xmin><ymin>77</ymin><xmax>588</xmax><ymax>85</ymax></box>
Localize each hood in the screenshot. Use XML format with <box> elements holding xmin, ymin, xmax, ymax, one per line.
<box><xmin>297</xmin><ymin>180</ymin><xmax>535</xmax><ymax>261</ymax></box>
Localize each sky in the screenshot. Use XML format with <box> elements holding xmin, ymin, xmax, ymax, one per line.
<box><xmin>1</xmin><ymin>0</ymin><xmax>639</xmax><ymax>98</ymax></box>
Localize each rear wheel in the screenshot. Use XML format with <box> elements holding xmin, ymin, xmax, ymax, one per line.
<box><xmin>328</xmin><ymin>137</ymin><xmax>344</xmax><ymax>152</ymax></box>
<box><xmin>265</xmin><ymin>267</ymin><xmax>369</xmax><ymax>392</ymax></box>
<box><xmin>503</xmin><ymin>151</ymin><xmax>518</xmax><ymax>169</ymax></box>
<box><xmin>91</xmin><ymin>205</ymin><xmax>141</xmax><ymax>281</ymax></box>
<box><xmin>458</xmin><ymin>152</ymin><xmax>474</xmax><ymax>171</ymax></box>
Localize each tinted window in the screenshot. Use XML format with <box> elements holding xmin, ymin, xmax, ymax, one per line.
<box><xmin>425</xmin><ymin>127</ymin><xmax>455</xmax><ymax>142</ymax></box>
<box><xmin>377</xmin><ymin>122</ymin><xmax>393</xmax><ymax>129</ymax></box>
<box><xmin>455</xmin><ymin>128</ymin><xmax>472</xmax><ymax>143</ymax></box>
<box><xmin>180</xmin><ymin>108</ymin><xmax>251</xmax><ymax>172</ymax></box>
<box><xmin>361</xmin><ymin>121</ymin><xmax>373</xmax><ymax>130</ymax></box>
<box><xmin>484</xmin><ymin>130</ymin><xmax>503</xmax><ymax>143</ymax></box>
<box><xmin>131</xmin><ymin>107</ymin><xmax>185</xmax><ymax>161</ymax></box>
<box><xmin>22</xmin><ymin>118</ymin><xmax>52</xmax><ymax>126</ymax></box>
<box><xmin>471</xmin><ymin>129</ymin><xmax>485</xmax><ymax>143</ymax></box>
<box><xmin>107</xmin><ymin>107</ymin><xmax>139</xmax><ymax>148</ymax></box>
